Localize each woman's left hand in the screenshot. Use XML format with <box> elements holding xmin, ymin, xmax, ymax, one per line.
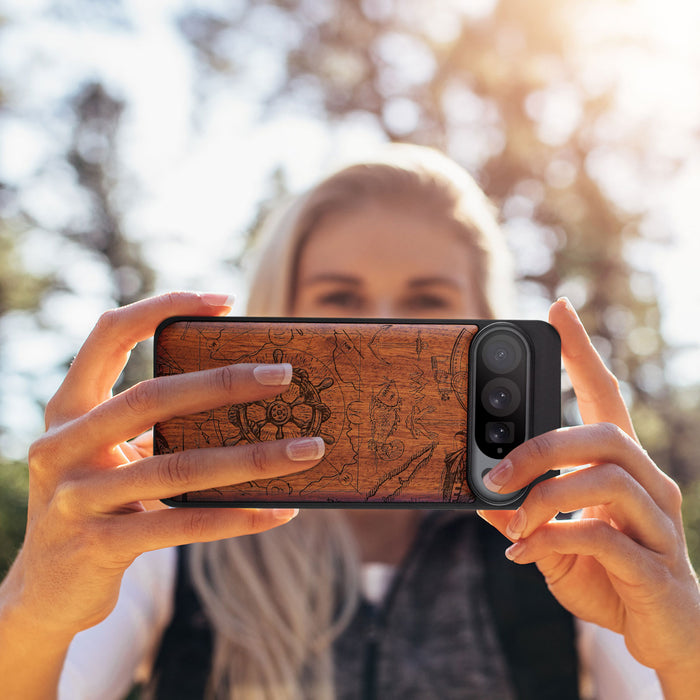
<box><xmin>478</xmin><ymin>298</ymin><xmax>700</xmax><ymax>696</ymax></box>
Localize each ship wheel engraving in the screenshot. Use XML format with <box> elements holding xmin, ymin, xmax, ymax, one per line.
<box><xmin>229</xmin><ymin>351</ymin><xmax>336</xmax><ymax>445</ymax></box>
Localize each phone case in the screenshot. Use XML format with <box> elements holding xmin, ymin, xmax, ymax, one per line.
<box><xmin>153</xmin><ymin>317</ymin><xmax>560</xmax><ymax>509</ymax></box>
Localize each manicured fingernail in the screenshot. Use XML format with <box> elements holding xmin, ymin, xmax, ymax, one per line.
<box><xmin>483</xmin><ymin>460</ymin><xmax>512</xmax><ymax>493</ymax></box>
<box><xmin>505</xmin><ymin>541</ymin><xmax>527</xmax><ymax>561</ymax></box>
<box><xmin>199</xmin><ymin>293</ymin><xmax>236</xmax><ymax>308</ymax></box>
<box><xmin>506</xmin><ymin>509</ymin><xmax>527</xmax><ymax>540</ymax></box>
<box><xmin>557</xmin><ymin>296</ymin><xmax>578</xmax><ymax>319</ymax></box>
<box><xmin>286</xmin><ymin>437</ymin><xmax>325</xmax><ymax>461</ymax></box>
<box><xmin>273</xmin><ymin>508</ymin><xmax>299</xmax><ymax>521</ymax></box>
<box><xmin>254</xmin><ymin>363</ymin><xmax>293</xmax><ymax>386</ymax></box>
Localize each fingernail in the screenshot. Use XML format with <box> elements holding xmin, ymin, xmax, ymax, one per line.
<box><xmin>483</xmin><ymin>460</ymin><xmax>512</xmax><ymax>493</ymax></box>
<box><xmin>286</xmin><ymin>437</ymin><xmax>325</xmax><ymax>461</ymax></box>
<box><xmin>199</xmin><ymin>293</ymin><xmax>236</xmax><ymax>308</ymax></box>
<box><xmin>505</xmin><ymin>541</ymin><xmax>527</xmax><ymax>561</ymax></box>
<box><xmin>557</xmin><ymin>296</ymin><xmax>578</xmax><ymax>319</ymax></box>
<box><xmin>273</xmin><ymin>508</ymin><xmax>299</xmax><ymax>521</ymax></box>
<box><xmin>506</xmin><ymin>509</ymin><xmax>527</xmax><ymax>540</ymax></box>
<box><xmin>254</xmin><ymin>363</ymin><xmax>293</xmax><ymax>386</ymax></box>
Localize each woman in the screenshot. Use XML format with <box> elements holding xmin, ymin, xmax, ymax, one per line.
<box><xmin>0</xmin><ymin>145</ymin><xmax>697</xmax><ymax>699</ymax></box>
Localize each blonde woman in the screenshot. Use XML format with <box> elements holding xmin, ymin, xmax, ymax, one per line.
<box><xmin>0</xmin><ymin>146</ymin><xmax>698</xmax><ymax>700</ymax></box>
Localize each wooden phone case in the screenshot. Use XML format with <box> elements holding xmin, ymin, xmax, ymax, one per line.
<box><xmin>153</xmin><ymin>317</ymin><xmax>558</xmax><ymax>508</ymax></box>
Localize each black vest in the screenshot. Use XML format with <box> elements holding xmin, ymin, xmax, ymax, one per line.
<box><xmin>148</xmin><ymin>514</ymin><xmax>579</xmax><ymax>699</ymax></box>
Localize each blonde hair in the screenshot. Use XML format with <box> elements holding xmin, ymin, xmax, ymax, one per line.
<box><xmin>189</xmin><ymin>144</ymin><xmax>514</xmax><ymax>699</ymax></box>
<box><xmin>189</xmin><ymin>512</ymin><xmax>359</xmax><ymax>700</ymax></box>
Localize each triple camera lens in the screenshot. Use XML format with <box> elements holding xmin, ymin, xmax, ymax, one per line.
<box><xmin>472</xmin><ymin>326</ymin><xmax>530</xmax><ymax>457</ymax></box>
<box><xmin>467</xmin><ymin>321</ymin><xmax>556</xmax><ymax>506</ymax></box>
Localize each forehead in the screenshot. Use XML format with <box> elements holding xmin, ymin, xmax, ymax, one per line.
<box><xmin>298</xmin><ymin>202</ymin><xmax>471</xmax><ymax>278</ymax></box>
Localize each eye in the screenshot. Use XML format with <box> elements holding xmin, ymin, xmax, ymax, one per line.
<box><xmin>315</xmin><ymin>290</ymin><xmax>365</xmax><ymax>311</ymax></box>
<box><xmin>403</xmin><ymin>294</ymin><xmax>452</xmax><ymax>311</ymax></box>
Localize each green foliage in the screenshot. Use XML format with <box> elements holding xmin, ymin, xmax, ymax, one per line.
<box><xmin>682</xmin><ymin>479</ymin><xmax>700</xmax><ymax>572</ymax></box>
<box><xmin>0</xmin><ymin>460</ymin><xmax>28</xmax><ymax>577</ymax></box>
<box><xmin>0</xmin><ymin>224</ymin><xmax>54</xmax><ymax>316</ymax></box>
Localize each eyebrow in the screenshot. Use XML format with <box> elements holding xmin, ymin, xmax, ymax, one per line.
<box><xmin>407</xmin><ymin>277</ymin><xmax>462</xmax><ymax>290</ymax></box>
<box><xmin>301</xmin><ymin>274</ymin><xmax>362</xmax><ymax>286</ymax></box>
<box><xmin>301</xmin><ymin>274</ymin><xmax>463</xmax><ymax>290</ymax></box>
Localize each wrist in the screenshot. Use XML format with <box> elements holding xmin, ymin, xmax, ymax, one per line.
<box><xmin>0</xmin><ymin>558</ymin><xmax>75</xmax><ymax>698</ymax></box>
<box><xmin>656</xmin><ymin>656</ymin><xmax>700</xmax><ymax>700</ymax></box>
<box><xmin>1</xmin><ymin>593</ymin><xmax>76</xmax><ymax>651</ymax></box>
<box><xmin>0</xmin><ymin>550</ymin><xmax>77</xmax><ymax>649</ymax></box>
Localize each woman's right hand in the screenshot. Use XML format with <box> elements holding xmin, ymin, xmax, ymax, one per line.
<box><xmin>1</xmin><ymin>292</ymin><xmax>325</xmax><ymax>642</ymax></box>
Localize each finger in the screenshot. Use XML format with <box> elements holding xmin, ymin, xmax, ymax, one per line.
<box><xmin>87</xmin><ymin>436</ymin><xmax>325</xmax><ymax>507</ymax></box>
<box><xmin>503</xmin><ymin>464</ymin><xmax>675</xmax><ymax>554</ymax></box>
<box><xmin>109</xmin><ymin>506</ymin><xmax>301</xmax><ymax>557</ymax></box>
<box><xmin>548</xmin><ymin>298</ymin><xmax>636</xmax><ymax>439</ymax></box>
<box><xmin>67</xmin><ymin>362</ymin><xmax>293</xmax><ymax>455</ymax></box>
<box><xmin>47</xmin><ymin>292</ymin><xmax>234</xmax><ymax>424</ymax></box>
<box><xmin>503</xmin><ymin>517</ymin><xmax>662</xmax><ymax>588</ymax></box>
<box><xmin>127</xmin><ymin>431</ymin><xmax>153</xmax><ymax>459</ymax></box>
<box><xmin>483</xmin><ymin>423</ymin><xmax>681</xmax><ymax>515</ymax></box>
<box><xmin>120</xmin><ymin>431</ymin><xmax>152</xmax><ymax>461</ymax></box>
<box><xmin>476</xmin><ymin>509</ymin><xmax>516</xmax><ymax>540</ymax></box>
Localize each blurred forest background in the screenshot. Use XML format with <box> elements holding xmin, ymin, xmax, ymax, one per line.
<box><xmin>1</xmin><ymin>0</ymin><xmax>700</xmax><ymax>574</ymax></box>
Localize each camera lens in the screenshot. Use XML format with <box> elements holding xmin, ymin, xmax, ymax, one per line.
<box><xmin>489</xmin><ymin>387</ymin><xmax>510</xmax><ymax>411</ymax></box>
<box><xmin>486</xmin><ymin>421</ymin><xmax>514</xmax><ymax>444</ymax></box>
<box><xmin>482</xmin><ymin>334</ymin><xmax>522</xmax><ymax>374</ymax></box>
<box><xmin>481</xmin><ymin>378</ymin><xmax>521</xmax><ymax>417</ymax></box>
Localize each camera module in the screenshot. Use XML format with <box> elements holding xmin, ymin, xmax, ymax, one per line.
<box><xmin>467</xmin><ymin>320</ymin><xmax>560</xmax><ymax>507</ymax></box>
<box><xmin>469</xmin><ymin>323</ymin><xmax>531</xmax><ymax>464</ymax></box>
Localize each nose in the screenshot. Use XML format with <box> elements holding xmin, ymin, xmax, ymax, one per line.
<box><xmin>367</xmin><ymin>300</ymin><xmax>398</xmax><ymax>318</ymax></box>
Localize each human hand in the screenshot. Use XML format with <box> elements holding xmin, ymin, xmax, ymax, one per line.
<box><xmin>478</xmin><ymin>298</ymin><xmax>700</xmax><ymax>693</ymax></box>
<box><xmin>3</xmin><ymin>292</ymin><xmax>325</xmax><ymax>641</ymax></box>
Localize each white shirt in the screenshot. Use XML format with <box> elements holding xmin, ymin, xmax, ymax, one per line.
<box><xmin>59</xmin><ymin>548</ymin><xmax>663</xmax><ymax>700</ymax></box>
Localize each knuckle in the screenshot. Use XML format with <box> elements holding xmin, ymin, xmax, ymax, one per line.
<box><xmin>212</xmin><ymin>365</ymin><xmax>238</xmax><ymax>394</ymax></box>
<box><xmin>601</xmin><ymin>462</ymin><xmax>632</xmax><ymax>490</ymax></box>
<box><xmin>663</xmin><ymin>476</ymin><xmax>683</xmax><ymax>512</ymax></box>
<box><xmin>123</xmin><ymin>379</ymin><xmax>159</xmax><ymax>416</ymax></box>
<box><xmin>244</xmin><ymin>507</ymin><xmax>284</xmax><ymax>533</ymax></box>
<box><xmin>52</xmin><ymin>479</ymin><xmax>84</xmax><ymax>518</ymax></box>
<box><xmin>522</xmin><ymin>432</ymin><xmax>555</xmax><ymax>465</ymax></box>
<box><xmin>162</xmin><ymin>291</ymin><xmax>191</xmax><ymax>309</ymax></box>
<box><xmin>245</xmin><ymin>509</ymin><xmax>268</xmax><ymax>532</ymax></box>
<box><xmin>184</xmin><ymin>509</ymin><xmax>212</xmax><ymax>541</ymax></box>
<box><xmin>157</xmin><ymin>451</ymin><xmax>196</xmax><ymax>490</ymax></box>
<box><xmin>602</xmin><ymin>368</ymin><xmax>621</xmax><ymax>396</ymax></box>
<box><xmin>28</xmin><ymin>435</ymin><xmax>51</xmax><ymax>473</ymax></box>
<box><xmin>529</xmin><ymin>477</ymin><xmax>554</xmax><ymax>510</ymax></box>
<box><xmin>28</xmin><ymin>432</ymin><xmax>62</xmax><ymax>477</ymax></box>
<box><xmin>44</xmin><ymin>395</ymin><xmax>63</xmax><ymax>426</ymax></box>
<box><xmin>94</xmin><ymin>307</ymin><xmax>138</xmax><ymax>356</ymax></box>
<box><xmin>660</xmin><ymin>513</ymin><xmax>684</xmax><ymax>554</ymax></box>
<box><xmin>584</xmin><ymin>517</ymin><xmax>615</xmax><ymax>546</ymax></box>
<box><xmin>245</xmin><ymin>442</ymin><xmax>270</xmax><ymax>475</ymax></box>
<box><xmin>596</xmin><ymin>421</ymin><xmax>628</xmax><ymax>446</ymax></box>
<box><xmin>94</xmin><ymin>308</ymin><xmax>121</xmax><ymax>337</ymax></box>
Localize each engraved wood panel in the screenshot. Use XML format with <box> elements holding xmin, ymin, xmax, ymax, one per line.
<box><xmin>154</xmin><ymin>319</ymin><xmax>478</xmax><ymax>505</ymax></box>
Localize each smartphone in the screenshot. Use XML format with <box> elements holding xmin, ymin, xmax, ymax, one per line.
<box><xmin>153</xmin><ymin>317</ymin><xmax>560</xmax><ymax>509</ymax></box>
